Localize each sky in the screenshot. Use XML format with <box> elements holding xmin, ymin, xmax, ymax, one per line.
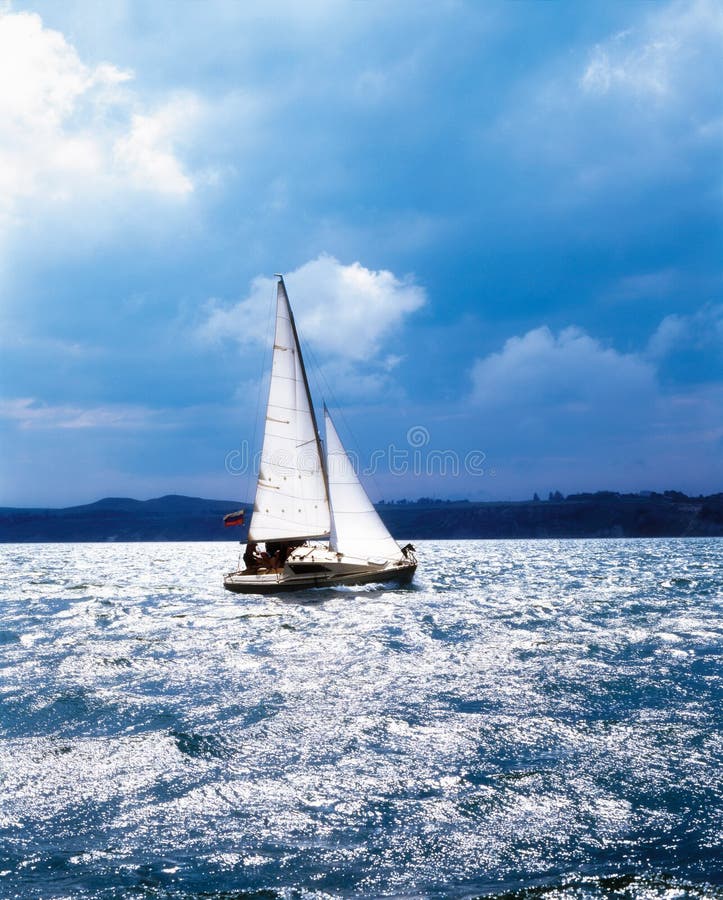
<box><xmin>0</xmin><ymin>0</ymin><xmax>721</xmax><ymax>506</ymax></box>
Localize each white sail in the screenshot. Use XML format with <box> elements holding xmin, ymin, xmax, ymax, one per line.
<box><xmin>324</xmin><ymin>409</ymin><xmax>403</xmax><ymax>561</ymax></box>
<box><xmin>248</xmin><ymin>279</ymin><xmax>330</xmax><ymax>542</ymax></box>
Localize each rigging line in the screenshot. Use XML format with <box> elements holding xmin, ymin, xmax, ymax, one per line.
<box><xmin>294</xmin><ymin>322</ymin><xmax>387</xmax><ymax>506</ymax></box>
<box><xmin>246</xmin><ymin>279</ymin><xmax>277</xmax><ymax>511</ymax></box>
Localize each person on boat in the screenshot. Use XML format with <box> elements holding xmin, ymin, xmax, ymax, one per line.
<box><xmin>242</xmin><ymin>541</ymin><xmax>261</xmax><ymax>573</ymax></box>
<box><xmin>253</xmin><ymin>543</ymin><xmax>280</xmax><ymax>572</ymax></box>
<box><xmin>267</xmin><ymin>541</ymin><xmax>300</xmax><ymax>569</ymax></box>
<box><xmin>265</xmin><ymin>540</ymin><xmax>298</xmax><ymax>572</ymax></box>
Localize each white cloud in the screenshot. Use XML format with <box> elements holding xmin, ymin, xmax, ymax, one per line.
<box><xmin>0</xmin><ymin>9</ymin><xmax>198</xmax><ymax>233</ymax></box>
<box><xmin>491</xmin><ymin>0</ymin><xmax>723</xmax><ymax>207</ymax></box>
<box><xmin>0</xmin><ymin>398</ymin><xmax>158</xmax><ymax>430</ymax></box>
<box><xmin>466</xmin><ymin>317</ymin><xmax>723</xmax><ymax>495</ymax></box>
<box><xmin>647</xmin><ymin>304</ymin><xmax>723</xmax><ymax>359</ymax></box>
<box><xmin>201</xmin><ymin>254</ymin><xmax>426</xmax><ymax>362</ymax></box>
<box><xmin>580</xmin><ymin>0</ymin><xmax>723</xmax><ymax>101</ymax></box>
<box><xmin>470</xmin><ymin>326</ymin><xmax>656</xmax><ymax>413</ymax></box>
<box><xmin>113</xmin><ymin>99</ymin><xmax>198</xmax><ymax>195</ymax></box>
<box><xmin>646</xmin><ymin>315</ymin><xmax>688</xmax><ymax>361</ymax></box>
<box><xmin>581</xmin><ymin>31</ymin><xmax>678</xmax><ymax>99</ymax></box>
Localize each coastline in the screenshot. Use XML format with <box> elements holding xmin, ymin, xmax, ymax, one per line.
<box><xmin>2</xmin><ymin>492</ymin><xmax>721</xmax><ymax>542</ymax></box>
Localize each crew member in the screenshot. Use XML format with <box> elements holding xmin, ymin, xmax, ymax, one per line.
<box><xmin>243</xmin><ymin>541</ymin><xmax>260</xmax><ymax>573</ymax></box>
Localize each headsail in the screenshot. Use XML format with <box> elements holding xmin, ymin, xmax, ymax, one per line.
<box><xmin>324</xmin><ymin>408</ymin><xmax>402</xmax><ymax>561</ymax></box>
<box><xmin>248</xmin><ymin>278</ymin><xmax>330</xmax><ymax>543</ymax></box>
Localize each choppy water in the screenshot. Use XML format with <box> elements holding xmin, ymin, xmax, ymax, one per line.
<box><xmin>0</xmin><ymin>539</ymin><xmax>721</xmax><ymax>900</ymax></box>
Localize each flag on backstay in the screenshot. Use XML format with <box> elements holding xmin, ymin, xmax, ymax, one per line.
<box><xmin>223</xmin><ymin>510</ymin><xmax>245</xmax><ymax>527</ymax></box>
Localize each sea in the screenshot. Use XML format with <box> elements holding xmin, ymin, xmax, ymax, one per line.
<box><xmin>0</xmin><ymin>539</ymin><xmax>721</xmax><ymax>900</ymax></box>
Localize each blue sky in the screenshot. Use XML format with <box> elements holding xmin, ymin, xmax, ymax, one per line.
<box><xmin>1</xmin><ymin>0</ymin><xmax>721</xmax><ymax>506</ymax></box>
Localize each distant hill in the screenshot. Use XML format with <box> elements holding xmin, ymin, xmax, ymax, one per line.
<box><xmin>1</xmin><ymin>491</ymin><xmax>722</xmax><ymax>542</ymax></box>
<box><xmin>0</xmin><ymin>495</ymin><xmax>248</xmax><ymax>543</ymax></box>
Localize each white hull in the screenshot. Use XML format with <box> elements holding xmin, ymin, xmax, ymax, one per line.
<box><xmin>223</xmin><ymin>546</ymin><xmax>416</xmax><ymax>594</ymax></box>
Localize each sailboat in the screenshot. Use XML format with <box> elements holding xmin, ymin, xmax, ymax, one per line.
<box><xmin>223</xmin><ymin>276</ymin><xmax>417</xmax><ymax>594</ymax></box>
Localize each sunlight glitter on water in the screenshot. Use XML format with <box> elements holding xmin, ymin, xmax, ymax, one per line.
<box><xmin>0</xmin><ymin>539</ymin><xmax>721</xmax><ymax>898</ymax></box>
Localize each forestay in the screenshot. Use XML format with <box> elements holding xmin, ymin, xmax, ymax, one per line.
<box><xmin>325</xmin><ymin>409</ymin><xmax>402</xmax><ymax>561</ymax></box>
<box><xmin>248</xmin><ymin>280</ymin><xmax>330</xmax><ymax>542</ymax></box>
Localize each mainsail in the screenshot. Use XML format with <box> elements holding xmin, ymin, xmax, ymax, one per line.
<box><xmin>324</xmin><ymin>408</ymin><xmax>403</xmax><ymax>561</ymax></box>
<box><xmin>248</xmin><ymin>278</ymin><xmax>330</xmax><ymax>542</ymax></box>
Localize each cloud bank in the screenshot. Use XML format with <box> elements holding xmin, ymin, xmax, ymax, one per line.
<box><xmin>471</xmin><ymin>326</ymin><xmax>656</xmax><ymax>415</ymax></box>
<box><xmin>466</xmin><ymin>316</ymin><xmax>722</xmax><ymax>497</ymax></box>
<box><xmin>0</xmin><ymin>10</ymin><xmax>197</xmax><ymax>237</ymax></box>
<box><xmin>0</xmin><ymin>1</ymin><xmax>720</xmax><ymax>503</ymax></box>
